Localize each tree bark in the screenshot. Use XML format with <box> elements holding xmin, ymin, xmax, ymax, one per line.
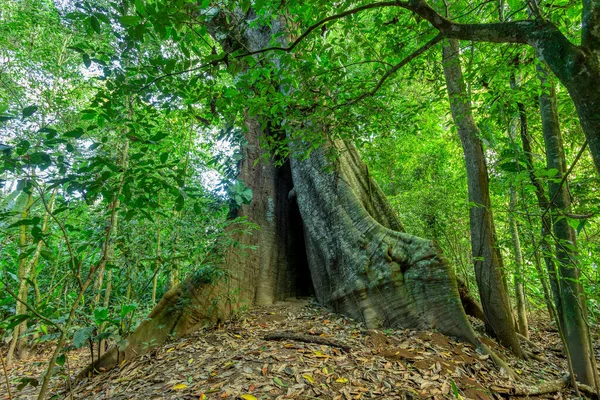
<box><xmin>441</xmin><ymin>39</ymin><xmax>522</xmax><ymax>357</ymax></box>
<box><xmin>537</xmin><ymin>64</ymin><xmax>597</xmax><ymax>387</ymax></box>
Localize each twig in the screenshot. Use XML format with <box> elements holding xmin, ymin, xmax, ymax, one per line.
<box><xmin>0</xmin><ymin>351</ymin><xmax>13</xmax><ymax>399</ymax></box>
<box><xmin>335</xmin><ymin>33</ymin><xmax>444</xmax><ymax>109</ymax></box>
<box><xmin>264</xmin><ymin>332</ymin><xmax>351</xmax><ymax>351</ymax></box>
<box><xmin>65</xmin><ymin>354</ymin><xmax>74</xmax><ymax>400</ymax></box>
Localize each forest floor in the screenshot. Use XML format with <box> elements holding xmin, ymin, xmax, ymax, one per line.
<box><xmin>2</xmin><ymin>298</ymin><xmax>599</xmax><ymax>399</ymax></box>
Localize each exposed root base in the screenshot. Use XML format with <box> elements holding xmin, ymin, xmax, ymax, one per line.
<box><xmin>264</xmin><ymin>332</ymin><xmax>351</xmax><ymax>351</ymax></box>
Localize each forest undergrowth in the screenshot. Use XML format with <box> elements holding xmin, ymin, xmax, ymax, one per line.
<box><xmin>2</xmin><ymin>299</ymin><xmax>598</xmax><ymax>400</ymax></box>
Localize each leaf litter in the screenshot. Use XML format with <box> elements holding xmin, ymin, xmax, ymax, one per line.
<box><xmin>3</xmin><ymin>299</ymin><xmax>598</xmax><ymax>399</ymax></box>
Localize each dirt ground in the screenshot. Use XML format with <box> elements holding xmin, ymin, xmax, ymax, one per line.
<box><xmin>2</xmin><ymin>299</ymin><xmax>598</xmax><ymax>399</ymax></box>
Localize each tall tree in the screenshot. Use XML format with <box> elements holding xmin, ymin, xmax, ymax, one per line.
<box><xmin>538</xmin><ymin>64</ymin><xmax>597</xmax><ymax>387</ymax></box>
<box><xmin>441</xmin><ymin>38</ymin><xmax>521</xmax><ymax>356</ymax></box>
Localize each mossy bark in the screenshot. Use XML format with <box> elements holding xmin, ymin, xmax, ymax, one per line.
<box><xmin>290</xmin><ymin>139</ymin><xmax>480</xmax><ymax>344</ymax></box>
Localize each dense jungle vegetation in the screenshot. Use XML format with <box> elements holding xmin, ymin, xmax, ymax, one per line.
<box><xmin>1</xmin><ymin>0</ymin><xmax>599</xmax><ymax>398</ymax></box>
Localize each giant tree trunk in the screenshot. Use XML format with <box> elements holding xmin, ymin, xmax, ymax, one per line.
<box><xmin>290</xmin><ymin>139</ymin><xmax>480</xmax><ymax>343</ymax></box>
<box><xmin>441</xmin><ymin>39</ymin><xmax>522</xmax><ymax>357</ymax></box>
<box><xmin>537</xmin><ymin>64</ymin><xmax>597</xmax><ymax>387</ymax></box>
<box><xmin>82</xmin><ymin>126</ymin><xmax>503</xmax><ymax>376</ymax></box>
<box><xmin>81</xmin><ymin>10</ymin><xmax>504</xmax><ymax>378</ymax></box>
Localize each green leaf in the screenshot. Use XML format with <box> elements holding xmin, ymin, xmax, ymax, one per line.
<box><xmin>90</xmin><ymin>15</ymin><xmax>101</xmax><ymax>33</ymax></box>
<box><xmin>16</xmin><ymin>139</ymin><xmax>30</xmax><ymax>155</ymax></box>
<box><xmin>56</xmin><ymin>354</ymin><xmax>66</xmax><ymax>366</ymax></box>
<box><xmin>29</xmin><ymin>152</ymin><xmax>52</xmax><ymax>168</ymax></box>
<box><xmin>576</xmin><ymin>219</ymin><xmax>587</xmax><ymax>234</ymax></box>
<box><xmin>254</xmin><ymin>0</ymin><xmax>266</xmax><ymax>11</ymax></box>
<box><xmin>135</xmin><ymin>0</ymin><xmax>147</xmax><ymax>16</ymax></box>
<box><xmin>0</xmin><ymin>115</ymin><xmax>15</xmax><ymax>122</ymax></box>
<box><xmin>64</xmin><ymin>128</ymin><xmax>85</xmax><ymax>138</ymax></box>
<box><xmin>22</xmin><ymin>105</ymin><xmax>38</xmax><ymax>118</ymax></box>
<box><xmin>94</xmin><ymin>307</ymin><xmax>109</xmax><ymax>324</ymax></box>
<box><xmin>273</xmin><ymin>377</ymin><xmax>287</xmax><ymax>387</ymax></box>
<box><xmin>450</xmin><ymin>380</ymin><xmax>462</xmax><ymax>399</ymax></box>
<box><xmin>6</xmin><ymin>314</ymin><xmax>29</xmax><ymax>330</ymax></box>
<box><xmin>120</xmin><ymin>304</ymin><xmax>137</xmax><ymax>318</ymax></box>
<box><xmin>82</xmin><ymin>111</ymin><xmax>97</xmax><ymax>120</ymax></box>
<box><xmin>17</xmin><ymin>377</ymin><xmax>38</xmax><ymax>391</ymax></box>
<box><xmin>151</xmin><ymin>132</ymin><xmax>168</xmax><ymax>142</ymax></box>
<box><xmin>120</xmin><ymin>16</ymin><xmax>140</xmax><ymax>26</ymax></box>
<box><xmin>175</xmin><ymin>194</ymin><xmax>185</xmax><ymax>211</ymax></box>
<box><xmin>73</xmin><ymin>326</ymin><xmax>95</xmax><ymax>348</ymax></box>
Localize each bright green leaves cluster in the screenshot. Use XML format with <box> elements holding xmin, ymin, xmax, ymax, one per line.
<box><xmin>0</xmin><ymin>0</ymin><xmax>247</xmax><ymax>371</ymax></box>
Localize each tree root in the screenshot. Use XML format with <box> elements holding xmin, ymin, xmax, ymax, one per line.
<box><xmin>491</xmin><ymin>375</ymin><xmax>569</xmax><ymax>395</ymax></box>
<box><xmin>491</xmin><ymin>374</ymin><xmax>599</xmax><ymax>397</ymax></box>
<box><xmin>476</xmin><ymin>342</ymin><xmax>515</xmax><ymax>379</ymax></box>
<box><xmin>525</xmin><ymin>350</ymin><xmax>546</xmax><ymax>362</ymax></box>
<box><xmin>264</xmin><ymin>332</ymin><xmax>351</xmax><ymax>351</ymax></box>
<box><xmin>517</xmin><ymin>332</ymin><xmax>542</xmax><ymax>352</ymax></box>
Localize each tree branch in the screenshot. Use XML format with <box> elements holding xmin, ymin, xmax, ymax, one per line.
<box><xmin>403</xmin><ymin>0</ymin><xmax>536</xmax><ymax>44</ymax></box>
<box><xmin>336</xmin><ymin>33</ymin><xmax>443</xmax><ymax>108</ymax></box>
<box><xmin>244</xmin><ymin>1</ymin><xmax>408</xmax><ymax>56</ymax></box>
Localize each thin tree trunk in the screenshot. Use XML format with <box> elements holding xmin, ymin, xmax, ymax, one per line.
<box><xmin>6</xmin><ymin>189</ymin><xmax>34</xmax><ymax>366</ymax></box>
<box><xmin>442</xmin><ymin>38</ymin><xmax>522</xmax><ymax>357</ymax></box>
<box><xmin>505</xmin><ymin>95</ymin><xmax>529</xmax><ymax>338</ymax></box>
<box><xmin>97</xmin><ymin>140</ymin><xmax>128</xmax><ymax>356</ymax></box>
<box><xmin>27</xmin><ymin>189</ymin><xmax>57</xmax><ymax>306</ymax></box>
<box><xmin>537</xmin><ymin>63</ymin><xmax>598</xmax><ymax>387</ymax></box>
<box><xmin>151</xmin><ymin>271</ymin><xmax>158</xmax><ymax>304</ymax></box>
<box><xmin>99</xmin><ymin>269</ymin><xmax>112</xmax><ymax>355</ymax></box>
<box><xmin>511</xmin><ymin>73</ymin><xmax>564</xmax><ymax>324</ymax></box>
<box><xmin>508</xmin><ymin>185</ymin><xmax>529</xmax><ymax>338</ymax></box>
<box><xmin>152</xmin><ymin>210</ymin><xmax>161</xmax><ymax>305</ymax></box>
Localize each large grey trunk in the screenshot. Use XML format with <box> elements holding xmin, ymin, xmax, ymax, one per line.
<box><xmin>290</xmin><ymin>140</ymin><xmax>478</xmax><ymax>342</ymax></box>
<box><xmin>441</xmin><ymin>39</ymin><xmax>522</xmax><ymax>356</ymax></box>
